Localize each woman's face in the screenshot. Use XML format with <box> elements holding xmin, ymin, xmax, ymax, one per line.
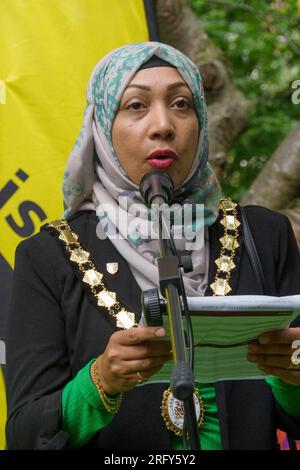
<box><xmin>111</xmin><ymin>67</ymin><xmax>199</xmax><ymax>188</ymax></box>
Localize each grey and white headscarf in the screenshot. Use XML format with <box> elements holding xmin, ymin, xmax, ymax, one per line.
<box><xmin>62</xmin><ymin>42</ymin><xmax>222</xmax><ymax>296</ymax></box>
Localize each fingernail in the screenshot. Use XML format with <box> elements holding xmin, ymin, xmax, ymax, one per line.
<box><xmin>259</xmin><ymin>336</ymin><xmax>269</xmax><ymax>344</ymax></box>
<box><xmin>155</xmin><ymin>328</ymin><xmax>165</xmax><ymax>337</ymax></box>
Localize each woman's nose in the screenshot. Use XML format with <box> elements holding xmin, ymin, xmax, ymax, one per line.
<box><xmin>148</xmin><ymin>106</ymin><xmax>175</xmax><ymax>140</ymax></box>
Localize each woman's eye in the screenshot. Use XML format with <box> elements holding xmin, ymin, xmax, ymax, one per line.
<box><xmin>173</xmin><ymin>99</ymin><xmax>190</xmax><ymax>109</ymax></box>
<box><xmin>127</xmin><ymin>102</ymin><xmax>144</xmax><ymax>111</ymax></box>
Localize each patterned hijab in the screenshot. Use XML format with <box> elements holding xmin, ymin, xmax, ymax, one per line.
<box><xmin>63</xmin><ymin>42</ymin><xmax>222</xmax><ymax>296</ymax></box>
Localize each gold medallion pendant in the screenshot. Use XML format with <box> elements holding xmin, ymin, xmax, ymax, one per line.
<box><xmin>161</xmin><ymin>387</ymin><xmax>205</xmax><ymax>436</ymax></box>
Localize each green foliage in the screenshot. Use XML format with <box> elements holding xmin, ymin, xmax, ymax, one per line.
<box><xmin>190</xmin><ymin>0</ymin><xmax>300</xmax><ymax>200</ymax></box>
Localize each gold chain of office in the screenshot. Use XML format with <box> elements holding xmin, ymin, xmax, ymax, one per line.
<box><xmin>47</xmin><ymin>197</ymin><xmax>240</xmax><ymax>328</ymax></box>
<box><xmin>47</xmin><ymin>219</ymin><xmax>138</xmax><ymax>330</ymax></box>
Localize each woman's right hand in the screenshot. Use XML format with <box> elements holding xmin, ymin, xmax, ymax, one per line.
<box><xmin>96</xmin><ymin>327</ymin><xmax>172</xmax><ymax>396</ymax></box>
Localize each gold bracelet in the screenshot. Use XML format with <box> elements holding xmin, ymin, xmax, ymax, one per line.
<box><xmin>91</xmin><ymin>356</ymin><xmax>123</xmax><ymax>414</ymax></box>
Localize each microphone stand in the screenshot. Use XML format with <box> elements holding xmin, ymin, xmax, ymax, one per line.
<box><xmin>152</xmin><ymin>197</ymin><xmax>200</xmax><ymax>450</ymax></box>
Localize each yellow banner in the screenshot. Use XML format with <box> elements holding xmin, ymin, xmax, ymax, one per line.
<box><xmin>0</xmin><ymin>0</ymin><xmax>150</xmax><ymax>266</ymax></box>
<box><xmin>0</xmin><ymin>0</ymin><xmax>153</xmax><ymax>450</ymax></box>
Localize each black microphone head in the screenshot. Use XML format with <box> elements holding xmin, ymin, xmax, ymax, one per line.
<box><xmin>139</xmin><ymin>170</ymin><xmax>174</xmax><ymax>206</ymax></box>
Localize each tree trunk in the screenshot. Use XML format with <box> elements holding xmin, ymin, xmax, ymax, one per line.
<box><xmin>156</xmin><ymin>0</ymin><xmax>249</xmax><ymax>178</ymax></box>
<box><xmin>241</xmin><ymin>123</ymin><xmax>300</xmax><ymax>248</ymax></box>
<box><xmin>241</xmin><ymin>123</ymin><xmax>300</xmax><ymax>209</ymax></box>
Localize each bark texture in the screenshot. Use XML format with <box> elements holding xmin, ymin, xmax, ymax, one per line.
<box><xmin>241</xmin><ymin>123</ymin><xmax>300</xmax><ymax>209</ymax></box>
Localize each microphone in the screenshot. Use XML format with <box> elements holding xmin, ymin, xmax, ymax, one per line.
<box><xmin>139</xmin><ymin>170</ymin><xmax>174</xmax><ymax>207</ymax></box>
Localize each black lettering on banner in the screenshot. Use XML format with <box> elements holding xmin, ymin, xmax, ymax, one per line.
<box><xmin>0</xmin><ymin>169</ymin><xmax>29</xmax><ymax>209</ymax></box>
<box><xmin>6</xmin><ymin>201</ymin><xmax>47</xmax><ymax>238</ymax></box>
<box><xmin>0</xmin><ymin>168</ymin><xmax>48</xmax><ymax>238</ymax></box>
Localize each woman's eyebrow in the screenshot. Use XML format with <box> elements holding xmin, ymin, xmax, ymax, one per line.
<box><xmin>125</xmin><ymin>82</ymin><xmax>190</xmax><ymax>92</ymax></box>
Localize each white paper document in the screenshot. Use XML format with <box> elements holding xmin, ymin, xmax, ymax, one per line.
<box><xmin>149</xmin><ymin>295</ymin><xmax>300</xmax><ymax>384</ymax></box>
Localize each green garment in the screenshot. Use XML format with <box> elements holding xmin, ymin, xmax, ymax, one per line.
<box><xmin>266</xmin><ymin>376</ymin><xmax>300</xmax><ymax>416</ymax></box>
<box><xmin>61</xmin><ymin>360</ymin><xmax>115</xmax><ymax>447</ymax></box>
<box><xmin>62</xmin><ymin>360</ymin><xmax>300</xmax><ymax>449</ymax></box>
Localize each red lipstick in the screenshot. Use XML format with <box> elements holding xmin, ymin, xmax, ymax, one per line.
<box><xmin>147</xmin><ymin>149</ymin><xmax>177</xmax><ymax>169</ymax></box>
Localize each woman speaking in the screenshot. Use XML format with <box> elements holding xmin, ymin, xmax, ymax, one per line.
<box><xmin>5</xmin><ymin>42</ymin><xmax>300</xmax><ymax>450</ymax></box>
